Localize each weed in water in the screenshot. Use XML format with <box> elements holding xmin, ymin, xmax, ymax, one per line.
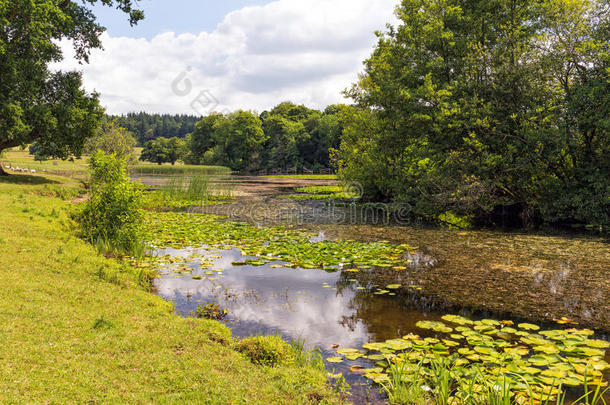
<box><xmin>194</xmin><ymin>302</ymin><xmax>228</xmax><ymax>320</ymax></box>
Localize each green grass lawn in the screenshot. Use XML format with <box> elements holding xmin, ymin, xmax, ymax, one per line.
<box><xmin>0</xmin><ymin>172</ymin><xmax>336</xmax><ymax>404</ymax></box>
<box><xmin>1</xmin><ymin>149</ymin><xmax>90</xmax><ymax>177</ymax></box>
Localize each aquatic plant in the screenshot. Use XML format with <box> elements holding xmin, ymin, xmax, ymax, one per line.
<box><xmin>289</xmin><ymin>337</ymin><xmax>325</xmax><ymax>371</ymax></box>
<box><xmin>330</xmin><ymin>315</ymin><xmax>609</xmax><ymax>404</ymax></box>
<box><xmin>142</xmin><ymin>175</ymin><xmax>234</xmax><ymax>211</ymax></box>
<box><xmin>294</xmin><ymin>186</ymin><xmax>344</xmax><ymax>194</ymax></box>
<box><xmin>265</xmin><ymin>174</ymin><xmax>337</xmax><ymax>180</ymax></box>
<box><xmin>143</xmin><ymin>211</ymin><xmax>415</xmax><ymax>270</ymax></box>
<box><xmin>160</xmin><ymin>175</ymin><xmax>233</xmax><ymax>202</ymax></box>
<box><xmin>194</xmin><ymin>302</ymin><xmax>228</xmax><ymax>320</ymax></box>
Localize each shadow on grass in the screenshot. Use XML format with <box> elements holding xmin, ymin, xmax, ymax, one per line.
<box><xmin>0</xmin><ymin>173</ymin><xmax>60</xmax><ymax>185</ymax></box>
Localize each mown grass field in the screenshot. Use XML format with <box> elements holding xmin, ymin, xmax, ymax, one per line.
<box><xmin>0</xmin><ymin>172</ymin><xmax>336</xmax><ymax>404</ymax></box>
<box><xmin>0</xmin><ymin>148</ymin><xmax>231</xmax><ymax>178</ymax></box>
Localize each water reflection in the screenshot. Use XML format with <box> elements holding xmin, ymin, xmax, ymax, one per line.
<box><xmin>154</xmin><ymin>245</ymin><xmax>610</xmax><ymax>404</ymax></box>
<box><xmin>156</xmin><ymin>247</ymin><xmax>372</xmax><ymax>349</ymax></box>
<box><xmin>154</xmin><ymin>246</ymin><xmax>464</xmax><ymax>403</ymax></box>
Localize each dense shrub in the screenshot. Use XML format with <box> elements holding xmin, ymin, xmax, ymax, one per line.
<box><xmin>236</xmin><ymin>335</ymin><xmax>295</xmax><ymax>367</ymax></box>
<box><xmin>77</xmin><ymin>151</ymin><xmax>144</xmax><ymax>254</ymax></box>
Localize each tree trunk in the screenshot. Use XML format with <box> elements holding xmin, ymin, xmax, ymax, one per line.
<box><xmin>0</xmin><ymin>145</ymin><xmax>9</xmax><ymax>175</ymax></box>
<box><xmin>0</xmin><ymin>143</ymin><xmax>16</xmax><ymax>175</ymax></box>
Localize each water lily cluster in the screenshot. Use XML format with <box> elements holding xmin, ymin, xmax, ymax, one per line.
<box><xmin>143</xmin><ymin>211</ymin><xmax>415</xmax><ymax>269</ymax></box>
<box><xmin>329</xmin><ymin>315</ymin><xmax>609</xmax><ymax>404</ymax></box>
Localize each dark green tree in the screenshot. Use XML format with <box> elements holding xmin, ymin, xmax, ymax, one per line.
<box><xmin>221</xmin><ymin>110</ymin><xmax>267</xmax><ymax>172</ymax></box>
<box><xmin>338</xmin><ymin>0</ymin><xmax>609</xmax><ymax>228</ymax></box>
<box><xmin>186</xmin><ymin>103</ymin><xmax>345</xmax><ymax>173</ymax></box>
<box><xmin>111</xmin><ymin>112</ymin><xmax>199</xmax><ymax>145</ymax></box>
<box><xmin>262</xmin><ymin>115</ymin><xmax>308</xmax><ymax>170</ymax></box>
<box><xmin>140</xmin><ymin>137</ymin><xmax>186</xmax><ymax>165</ymax></box>
<box><xmin>0</xmin><ymin>0</ymin><xmax>144</xmax><ymax>175</ymax></box>
<box><xmin>187</xmin><ymin>113</ymin><xmax>226</xmax><ymax>165</ymax></box>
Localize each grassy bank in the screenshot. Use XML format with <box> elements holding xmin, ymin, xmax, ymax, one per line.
<box><xmin>0</xmin><ymin>173</ymin><xmax>336</xmax><ymax>404</ymax></box>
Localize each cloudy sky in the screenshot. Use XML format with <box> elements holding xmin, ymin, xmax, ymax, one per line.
<box><xmin>56</xmin><ymin>0</ymin><xmax>398</xmax><ymax>115</ymax></box>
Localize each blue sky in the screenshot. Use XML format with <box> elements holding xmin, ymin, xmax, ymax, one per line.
<box><xmin>59</xmin><ymin>0</ymin><xmax>398</xmax><ymax>114</ymax></box>
<box><xmin>92</xmin><ymin>1</ymin><xmax>274</xmax><ymax>39</ymax></box>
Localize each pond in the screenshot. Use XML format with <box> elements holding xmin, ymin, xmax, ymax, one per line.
<box><xmin>145</xmin><ymin>175</ymin><xmax>610</xmax><ymax>404</ymax></box>
<box><xmin>153</xmin><ymin>245</ymin><xmax>442</xmax><ymax>403</ymax></box>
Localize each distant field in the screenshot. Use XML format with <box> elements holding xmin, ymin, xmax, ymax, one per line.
<box><xmin>1</xmin><ymin>148</ymin><xmax>231</xmax><ymax>178</ymax></box>
<box><xmin>1</xmin><ymin>149</ymin><xmax>89</xmax><ymax>178</ymax></box>
<box><xmin>265</xmin><ymin>174</ymin><xmax>337</xmax><ymax>180</ymax></box>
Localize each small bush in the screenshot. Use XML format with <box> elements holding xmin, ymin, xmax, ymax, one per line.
<box><xmin>236</xmin><ymin>335</ymin><xmax>295</xmax><ymax>367</ymax></box>
<box><xmin>77</xmin><ymin>152</ymin><xmax>144</xmax><ymax>255</ymax></box>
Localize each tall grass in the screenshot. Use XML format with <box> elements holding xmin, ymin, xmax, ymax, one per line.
<box><xmin>288</xmin><ymin>337</ymin><xmax>325</xmax><ymax>371</ymax></box>
<box><xmin>129</xmin><ymin>164</ymin><xmax>231</xmax><ymax>176</ymax></box>
<box><xmin>380</xmin><ymin>355</ymin><xmax>609</xmax><ymax>405</ymax></box>
<box><xmin>144</xmin><ymin>175</ymin><xmax>234</xmax><ymax>210</ymax></box>
<box><xmin>380</xmin><ymin>358</ymin><xmax>429</xmax><ymax>405</ymax></box>
<box><xmin>162</xmin><ymin>175</ymin><xmax>210</xmax><ymax>201</ymax></box>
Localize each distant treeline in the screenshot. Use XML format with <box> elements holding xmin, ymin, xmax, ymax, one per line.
<box><xmin>110</xmin><ymin>112</ymin><xmax>199</xmax><ymax>145</ymax></box>
<box><xmin>138</xmin><ymin>102</ymin><xmax>349</xmax><ymax>173</ymax></box>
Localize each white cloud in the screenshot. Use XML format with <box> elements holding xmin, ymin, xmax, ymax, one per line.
<box><xmin>55</xmin><ymin>0</ymin><xmax>398</xmax><ymax>115</ymax></box>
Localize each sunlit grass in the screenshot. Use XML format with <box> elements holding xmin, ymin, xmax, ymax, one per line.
<box><xmin>0</xmin><ymin>173</ymin><xmax>337</xmax><ymax>404</ymax></box>
<box><xmin>295</xmin><ymin>185</ymin><xmax>344</xmax><ymax>194</ymax></box>
<box><xmin>0</xmin><ymin>148</ymin><xmax>231</xmax><ymax>178</ymax></box>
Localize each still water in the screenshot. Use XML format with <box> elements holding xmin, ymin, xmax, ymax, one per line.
<box><xmin>154</xmin><ymin>241</ymin><xmax>610</xmax><ymax>404</ymax></box>
<box><xmin>147</xmin><ymin>176</ymin><xmax>610</xmax><ymax>404</ymax></box>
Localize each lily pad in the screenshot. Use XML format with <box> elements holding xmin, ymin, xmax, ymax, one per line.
<box><xmin>442</xmin><ymin>315</ymin><xmax>474</xmax><ymax>325</ymax></box>
<box><xmin>344</xmin><ymin>352</ymin><xmax>364</xmax><ymax>361</ymax></box>
<box><xmin>518</xmin><ymin>323</ymin><xmax>541</xmax><ymax>331</ymax></box>
<box><xmin>336</xmin><ymin>348</ymin><xmax>361</xmax><ymax>355</ymax></box>
<box><xmin>416</xmin><ymin>320</ymin><xmax>453</xmax><ymax>333</ymax></box>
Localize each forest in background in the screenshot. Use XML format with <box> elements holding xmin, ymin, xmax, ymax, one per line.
<box><xmin>117</xmin><ymin>102</ymin><xmax>346</xmax><ymax>172</ymax></box>
<box><xmin>110</xmin><ymin>112</ymin><xmax>199</xmax><ymax>145</ymax></box>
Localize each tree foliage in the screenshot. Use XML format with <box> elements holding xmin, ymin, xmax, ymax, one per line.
<box><xmin>140</xmin><ymin>137</ymin><xmax>187</xmax><ymax>165</ymax></box>
<box><xmin>110</xmin><ymin>112</ymin><xmax>199</xmax><ymax>145</ymax></box>
<box><xmin>187</xmin><ymin>102</ymin><xmax>346</xmax><ymax>172</ymax></box>
<box><xmin>337</xmin><ymin>0</ymin><xmax>610</xmax><ymax>228</ymax></box>
<box><xmin>0</xmin><ymin>0</ymin><xmax>143</xmax><ymax>175</ymax></box>
<box><xmin>83</xmin><ymin>120</ymin><xmax>137</xmax><ymax>164</ymax></box>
